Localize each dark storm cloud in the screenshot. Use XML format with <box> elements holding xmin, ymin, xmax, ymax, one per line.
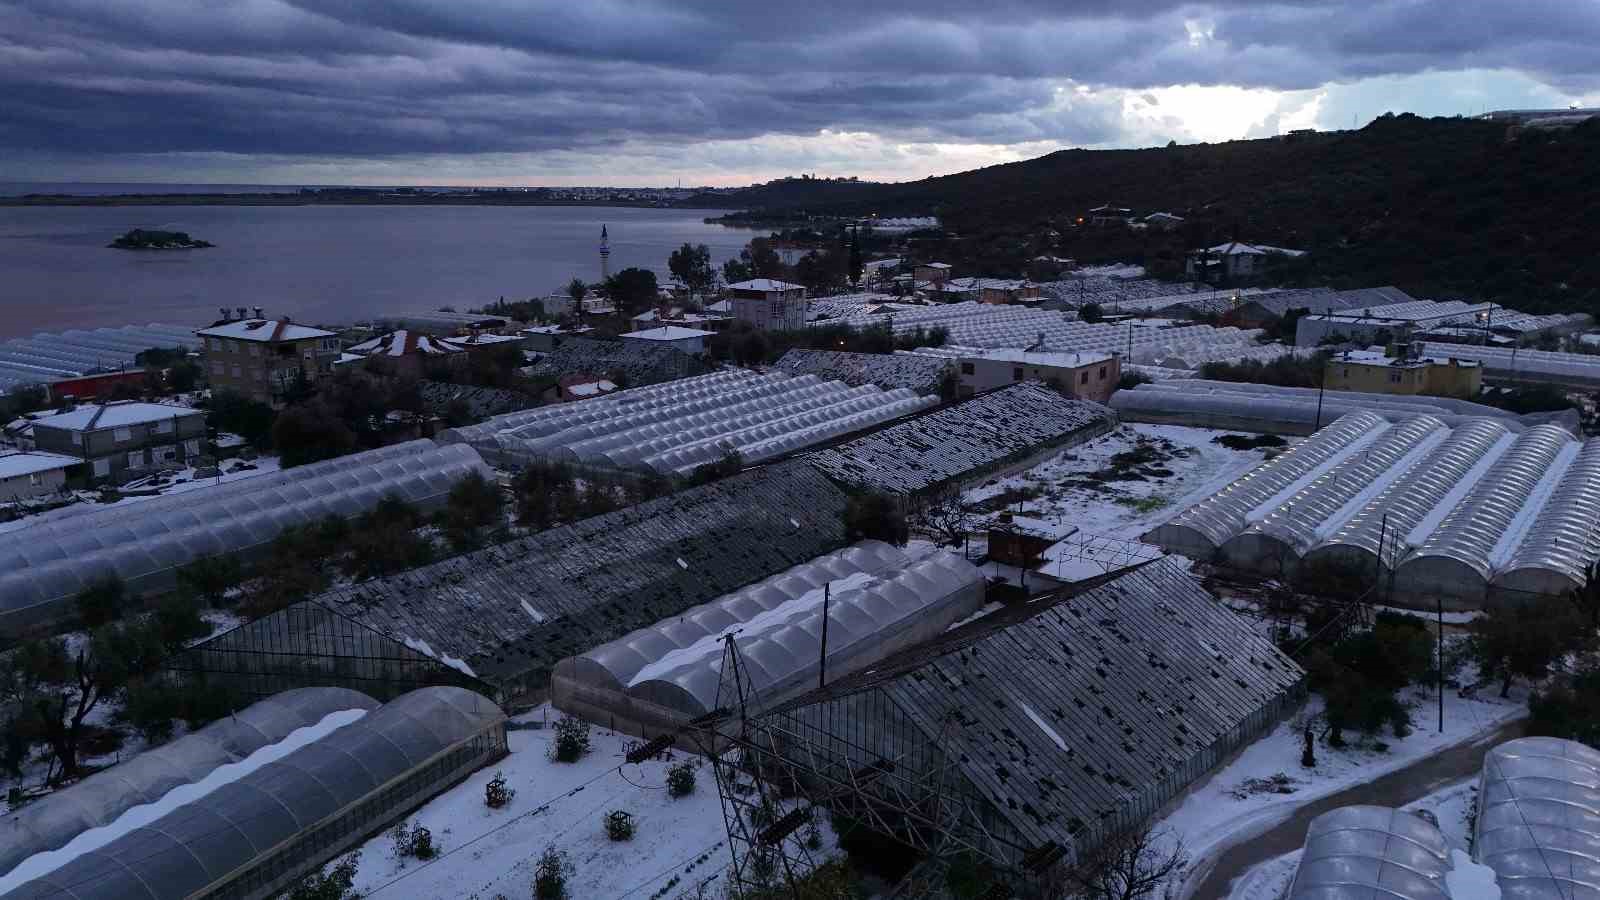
<box><xmin>1</xmin><ymin>0</ymin><xmax>1597</xmax><ymax>161</ymax></box>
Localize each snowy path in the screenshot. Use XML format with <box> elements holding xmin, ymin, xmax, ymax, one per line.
<box><xmin>1183</xmin><ymin>716</ymin><xmax>1524</xmax><ymax>900</ymax></box>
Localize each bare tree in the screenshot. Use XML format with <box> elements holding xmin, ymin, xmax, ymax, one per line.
<box><xmin>911</xmin><ymin>488</ymin><xmax>976</xmax><ymax>548</ymax></box>
<box><xmin>1059</xmin><ymin>827</ymin><xmax>1188</xmax><ymax>900</ymax></box>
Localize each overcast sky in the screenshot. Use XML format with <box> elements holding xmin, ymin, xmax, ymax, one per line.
<box><xmin>3</xmin><ymin>0</ymin><xmax>1598</xmax><ymax>187</ymax></box>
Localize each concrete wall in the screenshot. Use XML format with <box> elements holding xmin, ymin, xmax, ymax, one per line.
<box><xmin>0</xmin><ymin>466</ymin><xmax>68</xmax><ymax>502</ymax></box>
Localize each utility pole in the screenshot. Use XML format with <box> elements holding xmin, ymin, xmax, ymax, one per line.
<box><xmin>1313</xmin><ymin>362</ymin><xmax>1327</xmax><ymax>431</ymax></box>
<box><xmin>1438</xmin><ymin>593</ymin><xmax>1445</xmax><ymax>734</ymax></box>
<box><xmin>817</xmin><ymin>582</ymin><xmax>830</xmax><ymax>691</ymax></box>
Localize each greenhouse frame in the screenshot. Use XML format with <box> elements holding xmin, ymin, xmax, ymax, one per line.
<box><xmin>442</xmin><ymin>369</ymin><xmax>936</xmax><ymax>475</ymax></box>
<box><xmin>1144</xmin><ymin>413</ymin><xmax>1600</xmax><ymax>607</ymax></box>
<box><xmin>0</xmin><ymin>687</ymin><xmax>380</xmax><ymax>880</ymax></box>
<box><xmin>0</xmin><ymin>440</ymin><xmax>492</xmax><ymax>634</ymax></box>
<box><xmin>737</xmin><ymin>559</ymin><xmax>1305</xmax><ymax>883</ymax></box>
<box><xmin>1475</xmin><ymin>736</ymin><xmax>1600</xmax><ymax>900</ymax></box>
<box><xmin>4</xmin><ymin>686</ymin><xmax>507</xmax><ymax>900</ymax></box>
<box><xmin>182</xmin><ymin>462</ymin><xmax>855</xmax><ymax>702</ymax></box>
<box><xmin>806</xmin><ymin>382</ymin><xmax>1116</xmax><ymax>496</ymax></box>
<box><xmin>0</xmin><ymin>324</ymin><xmax>196</xmax><ymax>393</ymax></box>
<box><xmin>1285</xmin><ymin>806</ymin><xmax>1451</xmax><ymax>900</ymax></box>
<box><xmin>552</xmin><ymin>541</ymin><xmax>984</xmax><ymax>735</ymax></box>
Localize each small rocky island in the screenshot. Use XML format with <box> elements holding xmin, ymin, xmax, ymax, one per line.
<box><xmin>108</xmin><ymin>228</ymin><xmax>214</xmax><ymax>249</ymax></box>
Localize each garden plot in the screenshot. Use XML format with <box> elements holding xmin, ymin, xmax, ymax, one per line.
<box><xmin>342</xmin><ymin>706</ymin><xmax>836</xmax><ymax>900</ymax></box>
<box><xmin>962</xmin><ymin>423</ymin><xmax>1281</xmax><ymax>542</ymax></box>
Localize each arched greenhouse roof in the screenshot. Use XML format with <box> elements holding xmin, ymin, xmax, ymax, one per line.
<box><xmin>0</xmin><ymin>688</ymin><xmax>378</xmax><ymax>880</ymax></box>
<box><xmin>1286</xmin><ymin>805</ymin><xmax>1450</xmax><ymax>900</ymax></box>
<box><xmin>1476</xmin><ymin>737</ymin><xmax>1600</xmax><ymax>900</ymax></box>
<box><xmin>0</xmin><ymin>441</ymin><xmax>491</xmax><ymax>629</ymax></box>
<box><xmin>4</xmin><ymin>686</ymin><xmax>505</xmax><ymax>900</ymax></box>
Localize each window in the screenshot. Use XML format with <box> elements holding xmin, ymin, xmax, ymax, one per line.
<box><xmin>127</xmin><ymin>450</ymin><xmax>144</xmax><ymax>469</ymax></box>
<box><xmin>161</xmin><ymin>448</ymin><xmax>177</xmax><ymax>462</ymax></box>
<box><xmin>1389</xmin><ymin>371</ymin><xmax>1402</xmax><ymax>383</ymax></box>
<box><xmin>92</xmin><ymin>458</ymin><xmax>110</xmax><ymax>477</ymax></box>
<box><xmin>184</xmin><ymin>439</ymin><xmax>200</xmax><ymax>455</ymax></box>
<box><xmin>960</xmin><ymin>362</ymin><xmax>974</xmax><ymax>375</ymax></box>
<box><xmin>70</xmin><ymin>432</ymin><xmax>82</xmax><ymax>446</ymax></box>
<box><xmin>210</xmin><ymin>361</ymin><xmax>223</xmax><ymax>375</ymax></box>
<box><xmin>156</xmin><ymin>418</ymin><xmax>173</xmax><ymax>434</ymax></box>
<box><xmin>1012</xmin><ymin>367</ymin><xmax>1023</xmax><ymax>382</ymax></box>
<box><xmin>1080</xmin><ymin>371</ymin><xmax>1089</xmax><ymax>385</ymax></box>
<box><xmin>29</xmin><ymin>472</ymin><xmax>41</xmax><ymax>486</ymax></box>
<box><xmin>113</xmin><ymin>426</ymin><xmax>132</xmax><ymax>442</ymax></box>
<box><xmin>248</xmin><ymin>344</ymin><xmax>260</xmax><ymax>357</ymax></box>
<box><xmin>1099</xmin><ymin>366</ymin><xmax>1107</xmax><ymax>379</ymax></box>
<box><xmin>232</xmin><ymin>365</ymin><xmax>242</xmax><ymax>378</ymax></box>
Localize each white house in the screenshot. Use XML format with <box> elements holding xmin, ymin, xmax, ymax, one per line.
<box><xmin>619</xmin><ymin>325</ymin><xmax>714</xmax><ymax>354</ymax></box>
<box><xmin>0</xmin><ymin>451</ymin><xmax>77</xmax><ymax>502</ymax></box>
<box><xmin>726</xmin><ymin>279</ymin><xmax>807</xmax><ymax>332</ymax></box>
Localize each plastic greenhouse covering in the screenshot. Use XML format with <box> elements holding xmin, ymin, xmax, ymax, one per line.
<box><xmin>556</xmin><ymin>542</ymin><xmax>984</xmax><ymax>720</ymax></box>
<box><xmin>441</xmin><ymin>370</ymin><xmax>937</xmax><ymax>475</ymax></box>
<box><xmin>4</xmin><ymin>686</ymin><xmax>507</xmax><ymax>900</ymax></box>
<box><xmin>1144</xmin><ymin>411</ymin><xmax>1385</xmax><ymax>555</ymax></box>
<box><xmin>0</xmin><ymin>688</ymin><xmax>378</xmax><ymax>880</ymax></box>
<box><xmin>0</xmin><ymin>440</ymin><xmax>492</xmax><ymax>630</ymax></box>
<box><xmin>1286</xmin><ymin>806</ymin><xmax>1451</xmax><ymax>900</ymax></box>
<box><xmin>1145</xmin><ymin>412</ymin><xmax>1600</xmax><ymax>604</ymax></box>
<box><xmin>1475</xmin><ymin>737</ymin><xmax>1600</xmax><ymax>900</ymax></box>
<box><xmin>1423</xmin><ymin>342</ymin><xmax>1600</xmax><ymax>386</ymax></box>
<box><xmin>0</xmin><ymin>325</ymin><xmax>194</xmax><ymax>391</ymax></box>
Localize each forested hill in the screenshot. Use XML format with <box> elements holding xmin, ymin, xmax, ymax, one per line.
<box><xmin>695</xmin><ymin>115</ymin><xmax>1600</xmax><ymax>312</ymax></box>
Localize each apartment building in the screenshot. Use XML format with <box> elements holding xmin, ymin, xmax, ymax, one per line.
<box><xmin>196</xmin><ymin>317</ymin><xmax>341</xmax><ymax>405</ymax></box>
<box><xmin>30</xmin><ymin>401</ymin><xmax>206</xmax><ymax>483</ymax></box>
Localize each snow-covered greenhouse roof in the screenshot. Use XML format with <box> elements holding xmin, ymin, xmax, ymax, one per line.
<box><xmin>1475</xmin><ymin>737</ymin><xmax>1600</xmax><ymax>900</ymax></box>
<box><xmin>824</xmin><ymin>299</ymin><xmax>1291</xmax><ymax>367</ymax></box>
<box><xmin>0</xmin><ymin>440</ymin><xmax>491</xmax><ymax>631</ymax></box>
<box><xmin>1143</xmin><ymin>412</ymin><xmax>1600</xmax><ymax>603</ymax></box>
<box><xmin>807</xmin><ymin>382</ymin><xmax>1114</xmax><ymax>495</ymax></box>
<box><xmin>0</xmin><ymin>687</ymin><xmax>379</xmax><ymax>881</ymax></box>
<box><xmin>0</xmin><ymin>323</ymin><xmax>196</xmax><ymax>392</ymax></box>
<box><xmin>3</xmin><ymin>687</ymin><xmax>504</xmax><ymax>900</ymax></box>
<box><xmin>771</xmin><ymin>559</ymin><xmax>1304</xmax><ymax>867</ymax></box>
<box><xmin>1421</xmin><ymin>343</ymin><xmax>1600</xmax><ymax>386</ymax></box>
<box><xmin>556</xmin><ymin>541</ymin><xmax>984</xmax><ymax>718</ymax></box>
<box><xmin>519</xmin><ymin>335</ymin><xmax>712</xmax><ymax>388</ymax></box>
<box><xmin>441</xmin><ymin>368</ymin><xmax>937</xmax><ymax>476</ymax></box>
<box><xmin>310</xmin><ymin>461</ymin><xmax>854</xmax><ymax>685</ymax></box>
<box><xmin>1287</xmin><ymin>806</ymin><xmax>1451</xmax><ymax>900</ymax></box>
<box><xmin>771</xmin><ymin>349</ymin><xmax>953</xmax><ymax>395</ymax></box>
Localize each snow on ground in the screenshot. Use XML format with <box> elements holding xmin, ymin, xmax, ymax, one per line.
<box><xmin>0</xmin><ymin>708</ymin><xmax>369</xmax><ymax>894</ymax></box>
<box><xmin>1226</xmin><ymin>778</ymin><xmax>1483</xmax><ymax>900</ymax></box>
<box><xmin>0</xmin><ymin>457</ymin><xmax>283</xmax><ymax>535</ymax></box>
<box><xmin>345</xmin><ymin>707</ymin><xmax>828</xmax><ymax>900</ymax></box>
<box><xmin>1163</xmin><ymin>680</ymin><xmax>1522</xmax><ymax>900</ymax></box>
<box><xmin>961</xmin><ymin>423</ymin><xmax>1276</xmax><ymax>548</ymax></box>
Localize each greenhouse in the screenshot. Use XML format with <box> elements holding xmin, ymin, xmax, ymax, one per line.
<box><xmin>0</xmin><ymin>324</ymin><xmax>195</xmax><ymax>392</ymax></box>
<box><xmin>0</xmin><ymin>440</ymin><xmax>492</xmax><ymax>634</ymax></box>
<box><xmin>0</xmin><ymin>687</ymin><xmax>379</xmax><ymax>880</ymax></box>
<box><xmin>807</xmin><ymin>382</ymin><xmax>1115</xmax><ymax>496</ymax></box>
<box><xmin>748</xmin><ymin>559</ymin><xmax>1304</xmax><ymax>880</ymax></box>
<box><xmin>1422</xmin><ymin>343</ymin><xmax>1600</xmax><ymax>386</ymax></box>
<box><xmin>1145</xmin><ymin>413</ymin><xmax>1600</xmax><ymax>607</ymax></box>
<box><xmin>3</xmin><ymin>686</ymin><xmax>507</xmax><ymax>900</ymax></box>
<box><xmin>441</xmin><ymin>369</ymin><xmax>936</xmax><ymax>475</ymax></box>
<box><xmin>1285</xmin><ymin>806</ymin><xmax>1451</xmax><ymax>900</ymax></box>
<box><xmin>185</xmin><ymin>462</ymin><xmax>855</xmax><ymax>703</ymax></box>
<box><xmin>552</xmin><ymin>541</ymin><xmax>984</xmax><ymax>735</ymax></box>
<box><xmin>1475</xmin><ymin>737</ymin><xmax>1600</xmax><ymax>900</ymax></box>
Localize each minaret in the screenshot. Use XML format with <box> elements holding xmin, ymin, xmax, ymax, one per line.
<box><xmin>599</xmin><ymin>225</ymin><xmax>611</xmax><ymax>281</ymax></box>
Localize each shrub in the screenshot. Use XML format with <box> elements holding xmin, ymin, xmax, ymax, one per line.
<box><xmin>285</xmin><ymin>852</ymin><xmax>362</xmax><ymax>900</ymax></box>
<box><xmin>666</xmin><ymin>760</ymin><xmax>696</xmax><ymax>798</ymax></box>
<box><xmin>176</xmin><ymin>555</ymin><xmax>242</xmax><ymax>606</ymax></box>
<box><xmin>603</xmin><ymin>809</ymin><xmax>636</xmax><ymax>841</ymax></box>
<box><xmin>485</xmin><ymin>770</ymin><xmax>516</xmax><ymax>809</ymax></box>
<box><xmin>75</xmin><ymin>575</ymin><xmax>126</xmax><ymax>627</ymax></box>
<box><xmin>549</xmin><ymin>715</ymin><xmax>591</xmax><ymax>763</ymax></box>
<box><xmin>391</xmin><ymin>821</ymin><xmax>436</xmax><ymax>861</ymax></box>
<box><xmin>533</xmin><ymin>846</ymin><xmax>572</xmax><ymax>900</ymax></box>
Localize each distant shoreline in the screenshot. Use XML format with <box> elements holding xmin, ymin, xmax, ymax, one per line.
<box><xmin>0</xmin><ymin>193</ymin><xmax>743</xmax><ymax>210</ymax></box>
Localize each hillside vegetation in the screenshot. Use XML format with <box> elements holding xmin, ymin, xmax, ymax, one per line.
<box><xmin>689</xmin><ymin>115</ymin><xmax>1600</xmax><ymax>313</ymax></box>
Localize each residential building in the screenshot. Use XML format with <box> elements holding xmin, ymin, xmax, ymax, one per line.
<box><xmin>618</xmin><ymin>325</ymin><xmax>713</xmax><ymax>354</ymax></box>
<box><xmin>196</xmin><ymin>317</ymin><xmax>341</xmax><ymax>405</ymax></box>
<box><xmin>1324</xmin><ymin>348</ymin><xmax>1482</xmax><ymax>399</ymax></box>
<box><xmin>0</xmin><ymin>451</ymin><xmax>78</xmax><ymax>501</ymax></box>
<box><xmin>1185</xmin><ymin>241</ymin><xmax>1307</xmax><ymax>283</ymax></box>
<box><xmin>518</xmin><ymin>323</ymin><xmax>594</xmax><ymax>352</ymax></box>
<box><xmin>726</xmin><ymin>279</ymin><xmax>807</xmax><ymax>332</ymax></box>
<box><xmin>30</xmin><ymin>401</ymin><xmax>206</xmax><ymax>483</ymax></box>
<box><xmin>1085</xmin><ymin>204</ymin><xmax>1133</xmax><ymax>226</ymax></box>
<box><xmin>345</xmin><ymin>330</ymin><xmax>467</xmax><ymax>378</ymax></box>
<box><xmin>987</xmin><ymin>513</ymin><xmax>1074</xmax><ymax>567</ymax></box>
<box><xmin>444</xmin><ymin>332</ymin><xmax>526</xmax><ymax>359</ymax></box>
<box><xmin>947</xmin><ymin>348</ymin><xmax>1120</xmax><ymax>402</ymax></box>
<box><xmin>629</xmin><ymin>306</ymin><xmax>733</xmax><ymax>332</ymax></box>
<box><xmin>912</xmin><ymin>262</ymin><xmax>953</xmax><ymax>285</ymax></box>
<box><xmin>554</xmin><ymin>374</ymin><xmax>618</xmax><ymax>402</ymax></box>
<box><xmin>1143</xmin><ymin>212</ymin><xmax>1185</xmax><ymax>230</ymax></box>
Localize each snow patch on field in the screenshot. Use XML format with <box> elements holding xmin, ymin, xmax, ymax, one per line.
<box><xmin>401</xmin><ymin>636</ymin><xmax>478</xmax><ymax>678</ymax></box>
<box><xmin>0</xmin><ymin>708</ymin><xmax>368</xmax><ymax>894</ymax></box>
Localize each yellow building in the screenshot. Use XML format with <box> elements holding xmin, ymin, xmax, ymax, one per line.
<box><xmin>197</xmin><ymin>317</ymin><xmax>341</xmax><ymax>405</ymax></box>
<box><xmin>1324</xmin><ymin>349</ymin><xmax>1482</xmax><ymax>399</ymax></box>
